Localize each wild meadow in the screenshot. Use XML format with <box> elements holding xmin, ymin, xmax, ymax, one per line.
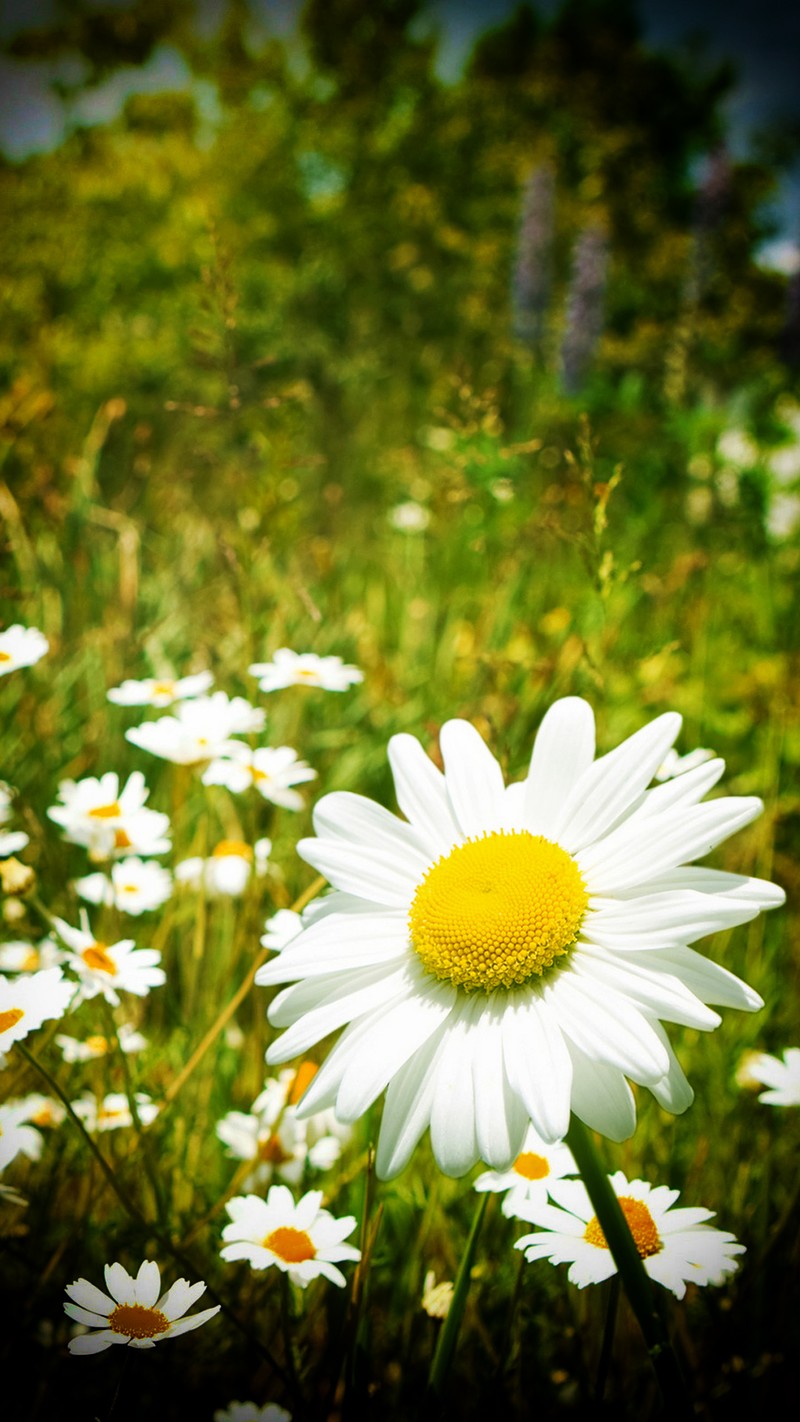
<box><xmin>1</xmin><ymin>3</ymin><xmax>799</xmax><ymax>1419</ymax></box>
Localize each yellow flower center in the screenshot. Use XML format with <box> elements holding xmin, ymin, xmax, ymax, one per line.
<box><xmin>82</xmin><ymin>943</ymin><xmax>117</xmax><ymax>974</ymax></box>
<box><xmin>0</xmin><ymin>1006</ymin><xmax>24</xmax><ymax>1035</ymax></box>
<box><xmin>152</xmin><ymin>681</ymin><xmax>175</xmax><ymax>697</ymax></box>
<box><xmin>212</xmin><ymin>840</ymin><xmax>253</xmax><ymax>860</ymax></box>
<box><xmin>288</xmin><ymin>1060</ymin><xmax>318</xmax><ymax>1105</ymax></box>
<box><xmin>22</xmin><ymin>950</ymin><xmax>40</xmax><ymax>971</ymax></box>
<box><xmin>114</xmin><ymin>828</ymin><xmax>133</xmax><ymax>849</ymax></box>
<box><xmin>108</xmin><ymin>1303</ymin><xmax>170</xmax><ymax>1339</ymax></box>
<box><xmin>409</xmin><ymin>831</ymin><xmax>587</xmax><ymax>992</ymax></box>
<box><xmin>584</xmin><ymin>1197</ymin><xmax>663</xmax><ymax>1259</ymax></box>
<box><xmin>513</xmin><ymin>1151</ymin><xmax>550</xmax><ymax>1181</ymax></box>
<box><xmin>86</xmin><ymin>1034</ymin><xmax>109</xmax><ymax>1054</ymax></box>
<box><xmin>88</xmin><ymin>801</ymin><xmax>122</xmax><ymax>819</ymax></box>
<box><xmin>0</xmin><ymin>651</ymin><xmax>11</xmax><ymax>662</ymax></box>
<box><xmin>295</xmin><ymin>668</ymin><xmax>320</xmax><ymax>681</ymax></box>
<box><xmin>264</xmin><ymin>1226</ymin><xmax>317</xmax><ymax>1264</ymax></box>
<box><xmin>258</xmin><ymin>1132</ymin><xmax>292</xmax><ymax>1165</ymax></box>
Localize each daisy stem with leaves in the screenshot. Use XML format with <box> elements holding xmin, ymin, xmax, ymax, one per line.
<box><xmin>427</xmin><ymin>1192</ymin><xmax>489</xmax><ymax>1398</ymax></box>
<box><xmin>565</xmin><ymin>1117</ymin><xmax>692</xmax><ymax>1418</ymax></box>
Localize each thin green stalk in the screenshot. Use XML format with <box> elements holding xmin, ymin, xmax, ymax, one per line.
<box><xmin>427</xmin><ymin>1192</ymin><xmax>489</xmax><ymax>1399</ymax></box>
<box><xmin>565</xmin><ymin>1116</ymin><xmax>692</xmax><ymax>1419</ymax></box>
<box><xmin>101</xmin><ymin>998</ymin><xmax>167</xmax><ymax>1224</ymax></box>
<box><xmin>595</xmin><ymin>1274</ymin><xmax>620</xmax><ymax>1402</ymax></box>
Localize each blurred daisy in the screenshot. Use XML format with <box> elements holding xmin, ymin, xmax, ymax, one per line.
<box><xmin>126</xmin><ymin>693</ymin><xmax>264</xmax><ymax>766</ymax></box>
<box><xmin>217</xmin><ymin>1063</ymin><xmax>350</xmax><ymax>1189</ymax></box>
<box><xmin>474</xmin><ymin>1125</ymin><xmax>577</xmax><ymax>1218</ymax></box>
<box><xmin>11</xmin><ymin>1092</ymin><xmax>67</xmax><ymax>1130</ymax></box>
<box><xmin>260</xmin><ymin>699</ymin><xmax>783</xmax><ymax>1179</ymax></box>
<box><xmin>389</xmin><ymin>502</ymin><xmax>430</xmax><ymax>533</ymax></box>
<box><xmin>654</xmin><ymin>747</ymin><xmax>715</xmax><ymax>782</ymax></box>
<box><xmin>220</xmin><ymin>1185</ymin><xmax>360</xmax><ymax>1288</ymax></box>
<box><xmin>175</xmin><ymin>838</ymin><xmax>271</xmax><ymax>897</ymax></box>
<box><xmin>421</xmin><ymin>1270</ymin><xmax>453</xmax><ymax>1319</ymax></box>
<box><xmin>744</xmin><ymin>1047</ymin><xmax>800</xmax><ymax>1106</ymax></box>
<box><xmin>71</xmin><ymin>1092</ymin><xmax>159</xmax><ymax>1133</ymax></box>
<box><xmin>0</xmin><ymin>938</ymin><xmax>62</xmax><ymax>973</ymax></box>
<box><xmin>204</xmin><ymin>744</ymin><xmax>316</xmax><ymax>810</ymax></box>
<box><xmin>249</xmin><ymin>649</ymin><xmax>363</xmax><ymax>693</ymax></box>
<box><xmin>214</xmin><ymin>1404</ymin><xmax>291</xmax><ymax>1422</ymax></box>
<box><xmin>47</xmin><ymin>771</ymin><xmax>170</xmax><ymax>861</ymax></box>
<box><xmin>515</xmin><ymin>1170</ymin><xmax>745</xmax><ymax>1299</ymax></box>
<box><xmin>0</xmin><ymin>624</ymin><xmax>48</xmax><ymax>676</ymax></box>
<box><xmin>260</xmin><ymin>910</ymin><xmax>303</xmax><ymax>953</ymax></box>
<box><xmin>108</xmin><ymin>672</ymin><xmax>213</xmax><ymax>708</ymax></box>
<box><xmin>64</xmin><ymin>1259</ymin><xmax>219</xmax><ymax>1353</ymax></box>
<box><xmin>0</xmin><ymin>1099</ymin><xmax>45</xmax><ymax>1170</ymax></box>
<box><xmin>56</xmin><ymin>1023</ymin><xmax>147</xmax><ymax>1063</ymax></box>
<box><xmin>55</xmin><ymin>913</ymin><xmax>166</xmax><ymax>1006</ymax></box>
<box><xmin>74</xmin><ymin>858</ymin><xmax>173</xmax><ymax>915</ymax></box>
<box><xmin>0</xmin><ymin>967</ymin><xmax>75</xmax><ymax>1054</ymax></box>
<box><xmin>0</xmin><ymin>829</ymin><xmax>28</xmax><ymax>857</ymax></box>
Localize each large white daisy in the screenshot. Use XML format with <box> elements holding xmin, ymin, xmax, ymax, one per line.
<box><xmin>258</xmin><ymin>699</ymin><xmax>784</xmax><ymax>1179</ymax></box>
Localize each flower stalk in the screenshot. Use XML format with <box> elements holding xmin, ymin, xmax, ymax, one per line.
<box><xmin>427</xmin><ymin>1192</ymin><xmax>488</xmax><ymax>1399</ymax></box>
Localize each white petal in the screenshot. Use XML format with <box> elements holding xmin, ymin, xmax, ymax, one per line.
<box><xmin>630</xmin><ymin>944</ymin><xmax>763</xmax><ymax>1011</ymax></box>
<box><xmin>133</xmin><ymin>1260</ymin><xmax>160</xmax><ymax>1308</ymax></box>
<box><xmin>335</xmin><ymin>976</ymin><xmax>456</xmax><ymax>1122</ymax></box>
<box><xmin>313</xmin><ymin>791</ymin><xmax>432</xmax><ymax>864</ymax></box>
<box><xmin>567</xmin><ymin>1041</ymin><xmax>637</xmax><ymax>1140</ymax></box>
<box><xmin>267</xmin><ymin>967</ymin><xmax>409</xmax><ymax>1060</ymax></box>
<box><xmin>578</xmin><ymin>797</ymin><xmax>762</xmax><ymax>892</ymax></box>
<box><xmin>472</xmin><ymin>1000</ymin><xmax>528</xmax><ymax>1169</ymax></box>
<box><xmin>256</xmin><ymin>910</ymin><xmax>408</xmax><ymax>985</ymax></box>
<box><xmin>297</xmin><ymin>837</ymin><xmax>418</xmax><ymax>907</ymax></box>
<box><xmin>293</xmin><ymin>1011</ymin><xmax>395</xmax><ymax>1116</ymax></box>
<box><xmin>570</xmin><ymin>947</ymin><xmax>721</xmax><ymax>1030</ymax></box>
<box><xmin>376</xmin><ymin>1028</ymin><xmax>447</xmax><ymax>1180</ymax></box>
<box><xmin>429</xmin><ymin>1001</ymin><xmax>480</xmax><ymax>1176</ymax></box>
<box><xmin>63</xmin><ymin>1303</ymin><xmax>112</xmax><ymax>1328</ymax></box>
<box><xmin>68</xmin><ymin>1331</ymin><xmax>116</xmax><ymax>1354</ymax></box>
<box><xmin>614</xmin><ymin>866</ymin><xmax>785</xmax><ymax>910</ymax></box>
<box><xmin>501</xmin><ymin>994</ymin><xmax>573</xmax><ymax>1142</ymax></box>
<box><xmin>546</xmin><ymin>975</ymin><xmax>669</xmax><ymax>1082</ymax></box>
<box><xmin>645</xmin><ymin>1022</ymin><xmax>694</xmax><ymax>1114</ymax></box>
<box><xmin>65</xmin><ymin>1279</ymin><xmax>114</xmax><ymax>1316</ymax></box>
<box><xmin>555</xmin><ymin>712</ymin><xmax>681</xmax><ymax>852</ymax></box>
<box><xmin>523</xmin><ymin>698</ymin><xmax>596</xmax><ymax>836</ymax></box>
<box><xmin>439</xmin><ymin>720</ymin><xmax>506</xmax><ymax>839</ymax></box>
<box><xmin>165</xmin><ymin>1305</ymin><xmax>220</xmax><ymax>1336</ymax></box>
<box><xmin>387</xmin><ymin>732</ymin><xmax>460</xmax><ymax>855</ymax></box>
<box><xmin>584</xmin><ymin>888</ymin><xmax>760</xmax><ymax>947</ymax></box>
<box><xmin>157</xmin><ymin>1278</ymin><xmax>206</xmax><ymax>1321</ymax></box>
<box><xmin>104</xmin><ymin>1262</ymin><xmax>135</xmax><ymax>1305</ymax></box>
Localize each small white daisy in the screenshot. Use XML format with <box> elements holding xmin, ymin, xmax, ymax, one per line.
<box><xmin>0</xmin><ymin>967</ymin><xmax>75</xmax><ymax>1054</ymax></box>
<box><xmin>108</xmin><ymin>671</ymin><xmax>214</xmax><ymax>708</ymax></box>
<box><xmin>0</xmin><ymin>938</ymin><xmax>62</xmax><ymax>973</ymax></box>
<box><xmin>249</xmin><ymin>648</ymin><xmax>363</xmax><ymax>694</ymax></box>
<box><xmin>474</xmin><ymin>1125</ymin><xmax>577</xmax><ymax>1218</ymax></box>
<box><xmin>175</xmin><ymin>838</ymin><xmax>271</xmax><ymax>898</ymax></box>
<box><xmin>214</xmin><ymin>1403</ymin><xmax>292</xmax><ymax>1422</ymax></box>
<box><xmin>260</xmin><ymin>910</ymin><xmax>303</xmax><ymax>954</ymax></box>
<box><xmin>71</xmin><ymin>1092</ymin><xmax>159</xmax><ymax>1133</ymax></box>
<box><xmin>259</xmin><ymin>700</ymin><xmax>784</xmax><ymax>1179</ymax></box>
<box><xmin>55</xmin><ymin>1023</ymin><xmax>147</xmax><ymax>1063</ymax></box>
<box><xmin>205</xmin><ymin>745</ymin><xmax>317</xmax><ymax>811</ymax></box>
<box><xmin>220</xmin><ymin>1184</ymin><xmax>360</xmax><ymax>1288</ymax></box>
<box><xmin>55</xmin><ymin>913</ymin><xmax>165</xmax><ymax>1007</ymax></box>
<box><xmin>515</xmin><ymin>1170</ymin><xmax>745</xmax><ymax>1300</ymax></box>
<box><xmin>217</xmin><ymin>1062</ymin><xmax>350</xmax><ymax>1189</ymax></box>
<box><xmin>47</xmin><ymin>771</ymin><xmax>170</xmax><ymax>861</ymax></box>
<box><xmin>744</xmin><ymin>1047</ymin><xmax>800</xmax><ymax>1106</ymax></box>
<box><xmin>421</xmin><ymin>1270</ymin><xmax>454</xmax><ymax>1319</ymax></box>
<box><xmin>0</xmin><ymin>625</ymin><xmax>48</xmax><ymax>676</ymax></box>
<box><xmin>64</xmin><ymin>1259</ymin><xmax>220</xmax><ymax>1353</ymax></box>
<box><xmin>74</xmin><ymin>858</ymin><xmax>173</xmax><ymax>915</ymax></box>
<box><xmin>10</xmin><ymin>1092</ymin><xmax>67</xmax><ymax>1130</ymax></box>
<box><xmin>126</xmin><ymin>693</ymin><xmax>264</xmax><ymax>766</ymax></box>
<box><xmin>0</xmin><ymin>1099</ymin><xmax>45</xmax><ymax>1170</ymax></box>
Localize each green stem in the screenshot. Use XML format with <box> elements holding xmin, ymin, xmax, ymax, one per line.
<box><xmin>595</xmin><ymin>1274</ymin><xmax>620</xmax><ymax>1402</ymax></box>
<box><xmin>102</xmin><ymin>998</ymin><xmax>167</xmax><ymax>1224</ymax></box>
<box><xmin>565</xmin><ymin>1116</ymin><xmax>692</xmax><ymax>1419</ymax></box>
<box><xmin>427</xmin><ymin>1192</ymin><xmax>489</xmax><ymax>1399</ymax></box>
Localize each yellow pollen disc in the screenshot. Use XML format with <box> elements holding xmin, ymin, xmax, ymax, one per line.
<box><xmin>22</xmin><ymin>951</ymin><xmax>40</xmax><ymax>971</ymax></box>
<box><xmin>409</xmin><ymin>831</ymin><xmax>587</xmax><ymax>992</ymax></box>
<box><xmin>86</xmin><ymin>1035</ymin><xmax>109</xmax><ymax>1053</ymax></box>
<box><xmin>212</xmin><ymin>839</ymin><xmax>253</xmax><ymax>860</ymax></box>
<box><xmin>264</xmin><ymin>1226</ymin><xmax>317</xmax><ymax>1264</ymax></box>
<box><xmin>253</xmin><ymin>768</ymin><xmax>270</xmax><ymax>783</ymax></box>
<box><xmin>584</xmin><ymin>1197</ymin><xmax>663</xmax><ymax>1259</ymax></box>
<box><xmin>259</xmin><ymin>1132</ymin><xmax>292</xmax><ymax>1165</ymax></box>
<box><xmin>82</xmin><ymin>943</ymin><xmax>117</xmax><ymax>975</ymax></box>
<box><xmin>152</xmin><ymin>681</ymin><xmax>175</xmax><ymax>696</ymax></box>
<box><xmin>108</xmin><ymin>1303</ymin><xmax>170</xmax><ymax>1339</ymax></box>
<box><xmin>0</xmin><ymin>651</ymin><xmax>11</xmax><ymax>662</ymax></box>
<box><xmin>114</xmin><ymin>829</ymin><xmax>132</xmax><ymax>849</ymax></box>
<box><xmin>88</xmin><ymin>801</ymin><xmax>122</xmax><ymax>819</ymax></box>
<box><xmin>0</xmin><ymin>1007</ymin><xmax>24</xmax><ymax>1034</ymax></box>
<box><xmin>296</xmin><ymin>668</ymin><xmax>319</xmax><ymax>681</ymax></box>
<box><xmin>513</xmin><ymin>1151</ymin><xmax>550</xmax><ymax>1181</ymax></box>
<box><xmin>288</xmin><ymin>1060</ymin><xmax>318</xmax><ymax>1105</ymax></box>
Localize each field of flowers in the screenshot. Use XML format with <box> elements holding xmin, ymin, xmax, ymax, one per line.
<box><xmin>2</xmin><ymin>4</ymin><xmax>799</xmax><ymax>1420</ymax></box>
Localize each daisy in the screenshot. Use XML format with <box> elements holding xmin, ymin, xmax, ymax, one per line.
<box><xmin>64</xmin><ymin>1259</ymin><xmax>220</xmax><ymax>1353</ymax></box>
<box><xmin>0</xmin><ymin>1099</ymin><xmax>45</xmax><ymax>1170</ymax></box>
<box><xmin>515</xmin><ymin>1171</ymin><xmax>745</xmax><ymax>1299</ymax></box>
<box><xmin>249</xmin><ymin>648</ymin><xmax>363</xmax><ymax>694</ymax></box>
<box><xmin>474</xmin><ymin>1125</ymin><xmax>577</xmax><ymax>1218</ymax></box>
<box><xmin>54</xmin><ymin>913</ymin><xmax>165</xmax><ymax>1006</ymax></box>
<box><xmin>175</xmin><ymin>838</ymin><xmax>271</xmax><ymax>898</ymax></box>
<box><xmin>74</xmin><ymin>858</ymin><xmax>173</xmax><ymax>915</ymax></box>
<box><xmin>47</xmin><ymin>772</ymin><xmax>170</xmax><ymax>861</ymax></box>
<box><xmin>0</xmin><ymin>967</ymin><xmax>75</xmax><ymax>1054</ymax></box>
<box><xmin>55</xmin><ymin>1024</ymin><xmax>147</xmax><ymax>1063</ymax></box>
<box><xmin>421</xmin><ymin>1270</ymin><xmax>454</xmax><ymax>1319</ymax></box>
<box><xmin>126</xmin><ymin>693</ymin><xmax>264</xmax><ymax>766</ymax></box>
<box><xmin>744</xmin><ymin>1047</ymin><xmax>800</xmax><ymax>1106</ymax></box>
<box><xmin>258</xmin><ymin>700</ymin><xmax>784</xmax><ymax>1179</ymax></box>
<box><xmin>260</xmin><ymin>910</ymin><xmax>303</xmax><ymax>954</ymax></box>
<box><xmin>10</xmin><ymin>1092</ymin><xmax>67</xmax><ymax>1129</ymax></box>
<box><xmin>203</xmin><ymin>744</ymin><xmax>316</xmax><ymax>810</ymax></box>
<box><xmin>108</xmin><ymin>671</ymin><xmax>214</xmax><ymax>708</ymax></box>
<box><xmin>214</xmin><ymin>1404</ymin><xmax>291</xmax><ymax>1422</ymax></box>
<box><xmin>0</xmin><ymin>938</ymin><xmax>62</xmax><ymax>973</ymax></box>
<box><xmin>220</xmin><ymin>1185</ymin><xmax>361</xmax><ymax>1288</ymax></box>
<box><xmin>71</xmin><ymin>1092</ymin><xmax>159</xmax><ymax>1132</ymax></box>
<box><xmin>217</xmin><ymin>1063</ymin><xmax>350</xmax><ymax>1189</ymax></box>
<box><xmin>0</xmin><ymin>624</ymin><xmax>48</xmax><ymax>676</ymax></box>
